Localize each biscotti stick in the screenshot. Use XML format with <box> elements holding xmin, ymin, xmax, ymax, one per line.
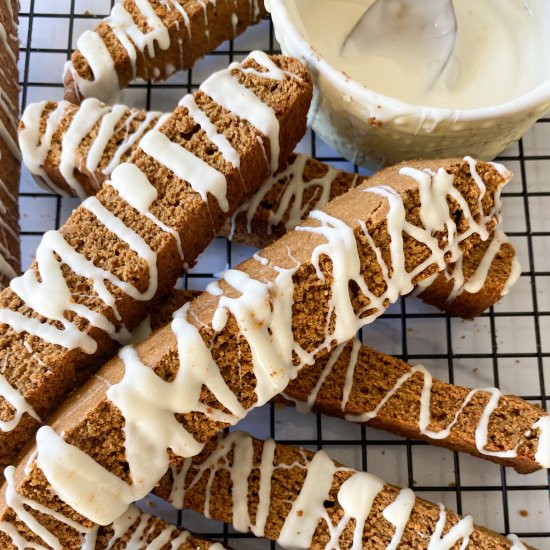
<box><xmin>19</xmin><ymin>100</ymin><xmax>165</xmax><ymax>198</ymax></box>
<box><xmin>18</xmin><ymin>115</ymin><xmax>521</xmax><ymax>317</ymax></box>
<box><xmin>63</xmin><ymin>0</ymin><xmax>266</xmax><ymax>103</ymax></box>
<box><xmin>0</xmin><ymin>51</ymin><xmax>312</xmax><ymax>471</ymax></box>
<box><xmin>146</xmin><ymin>290</ymin><xmax>550</xmax><ymax>474</ymax></box>
<box><xmin>0</xmin><ymin>1</ymin><xmax>21</xmax><ymax>289</ymax></box>
<box><xmin>280</xmin><ymin>339</ymin><xmax>550</xmax><ymax>474</ymax></box>
<box><xmin>0</xmin><ymin>159</ymin><xmax>508</xmax><ymax>547</ymax></box>
<box><xmin>157</xmin><ymin>431</ymin><xmax>533</xmax><ymax>549</ymax></box>
<box><xmin>222</xmin><ymin>153</ymin><xmax>521</xmax><ymax>318</ymax></box>
<box><xmin>416</xmin><ymin>228</ymin><xmax>521</xmax><ymax>318</ymax></box>
<box><xmin>1</xmin><ymin>467</ymin><xmax>227</xmax><ymax>549</ymax></box>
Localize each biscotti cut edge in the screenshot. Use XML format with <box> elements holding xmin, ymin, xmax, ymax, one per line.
<box><xmin>158</xmin><ymin>431</ymin><xmax>533</xmax><ymax>549</ymax></box>
<box><xmin>0</xmin><ymin>0</ymin><xmax>21</xmax><ymax>290</ymax></box>
<box><xmin>0</xmin><ymin>52</ymin><xmax>312</xmax><ymax>473</ymax></box>
<box><xmin>63</xmin><ymin>0</ymin><xmax>267</xmax><ymax>103</ymax></box>
<box><xmin>0</xmin><ymin>158</ymin><xmax>508</xmax><ymax>547</ymax></box>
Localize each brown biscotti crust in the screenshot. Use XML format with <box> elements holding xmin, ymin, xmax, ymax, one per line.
<box><xmin>18</xmin><ymin>122</ymin><xmax>519</xmax><ymax>318</ymax></box>
<box><xmin>0</xmin><ymin>159</ymin><xmax>506</xmax><ymax>548</ymax></box>
<box><xmin>154</xmin><ymin>432</ymin><xmax>531</xmax><ymax>549</ymax></box>
<box><xmin>418</xmin><ymin>229</ymin><xmax>518</xmax><ymax>318</ymax></box>
<box><xmin>280</xmin><ymin>339</ymin><xmax>549</xmax><ymax>474</ymax></box>
<box><xmin>149</xmin><ymin>289</ymin><xmax>549</xmax><ymax>473</ymax></box>
<box><xmin>0</xmin><ymin>54</ymin><xmax>312</xmax><ymax>471</ymax></box>
<box><xmin>19</xmin><ymin>100</ymin><xmax>164</xmax><ymax>197</ymax></box>
<box><xmin>0</xmin><ymin>481</ymin><xmax>227</xmax><ymax>550</ymax></box>
<box><xmin>88</xmin><ymin>508</ymin><xmax>228</xmax><ymax>549</ymax></box>
<box><xmin>0</xmin><ymin>0</ymin><xmax>20</xmax><ymax>289</ymax></box>
<box><xmin>64</xmin><ymin>0</ymin><xmax>267</xmax><ymax>103</ymax></box>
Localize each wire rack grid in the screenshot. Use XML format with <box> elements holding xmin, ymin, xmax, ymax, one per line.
<box><xmin>15</xmin><ymin>0</ymin><xmax>550</xmax><ymax>548</ymax></box>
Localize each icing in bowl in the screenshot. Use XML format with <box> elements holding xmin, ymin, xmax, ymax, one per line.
<box><xmin>266</xmin><ymin>0</ymin><xmax>550</xmax><ymax>168</ymax></box>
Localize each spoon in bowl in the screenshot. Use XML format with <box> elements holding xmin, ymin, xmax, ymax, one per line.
<box><xmin>341</xmin><ymin>0</ymin><xmax>457</xmax><ymax>91</ymax></box>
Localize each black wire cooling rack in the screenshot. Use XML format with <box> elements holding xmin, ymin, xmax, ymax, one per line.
<box><xmin>17</xmin><ymin>0</ymin><xmax>550</xmax><ymax>547</ymax></box>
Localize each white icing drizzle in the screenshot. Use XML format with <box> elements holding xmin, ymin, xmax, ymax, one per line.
<box><xmin>0</xmin><ymin>465</ymin><xmax>94</xmax><ymax>550</ymax></box>
<box><xmin>64</xmin><ymin>0</ymin><xmax>260</xmax><ymax>103</ymax></box>
<box><xmin>277</xmin><ymin>449</ymin><xmax>341</xmax><ymax>548</ymax></box>
<box><xmin>0</xmin><ymin>54</ymin><xmax>285</xmax><ymax>445</ymax></box>
<box><xmin>443</xmin><ymin>229</ymin><xmax>520</xmax><ymax>302</ymax></box>
<box><xmin>200</xmin><ymin>52</ymin><xmax>284</xmax><ymax>173</ymax></box>
<box><xmin>65</xmin><ymin>30</ymin><xmax>119</xmax><ymax>104</ymax></box>
<box><xmin>140</xmin><ymin>128</ymin><xmax>229</xmax><ymax>212</ymax></box>
<box><xmin>33</xmin><ymin>263</ymin><xmax>297</xmax><ymax>525</ymax></box>
<box><xmin>28</xmin><ymin>159</ymin><xmax>507</xmax><ymax>527</ymax></box>
<box><xmin>0</xmin><ymin>356</ymin><xmax>41</xmax><ymax>432</ymax></box>
<box><xmin>382</xmin><ymin>488</ymin><xmax>416</xmax><ymax>550</ymax></box>
<box><xmin>19</xmin><ymin>98</ymin><xmax>164</xmax><ymax>196</ymax></box>
<box><xmin>109</xmin><ymin>163</ymin><xmax>184</xmax><ymax>261</ymax></box>
<box><xmin>179</xmin><ymin>94</ymin><xmax>241</xmax><ymax>169</ymax></box>
<box><xmin>428</xmin><ymin>505</ymin><xmax>473</xmax><ymax>550</ymax></box>
<box><xmin>59</xmin><ymin>99</ymin><xmax>112</xmax><ymax>198</ymax></box>
<box><xmin>288</xmin><ymin>337</ymin><xmax>549</xmax><ymax>464</ymax></box>
<box><xmin>5</xmin><ymin>192</ymin><xmax>159</xmax><ymax>354</ymax></box>
<box><xmin>0</xmin><ymin>467</ymin><xmax>211</xmax><ymax>550</ymax></box>
<box><xmin>103</xmin><ymin>110</ymin><xmax>164</xmax><ymax>176</ymax></box>
<box><xmin>169</xmin><ymin>431</ymin><xmax>474</xmax><ymax>550</ymax></box>
<box><xmin>19</xmin><ymin>100</ymin><xmax>71</xmax><ymax>195</ymax></box>
<box><xmin>229</xmin><ymin>152</ymin><xmax>342</xmax><ymax>239</ymax></box>
<box><xmin>533</xmin><ymin>416</ymin><xmax>550</xmax><ymax>468</ymax></box>
<box><xmin>340</xmin><ymin>352</ymin><xmax>519</xmax><ymax>458</ymax></box>
<box><xmin>507</xmin><ymin>534</ymin><xmax>528</xmax><ymax>549</ymax></box>
<box><xmin>64</xmin><ymin>0</ymin><xmax>174</xmax><ymax>103</ymax></box>
<box><xmin>85</xmin><ymin>103</ymin><xmax>132</xmax><ymax>181</ymax></box>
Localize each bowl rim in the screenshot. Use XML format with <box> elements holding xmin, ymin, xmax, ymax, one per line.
<box><xmin>267</xmin><ymin>0</ymin><xmax>550</xmax><ymax>122</ymax></box>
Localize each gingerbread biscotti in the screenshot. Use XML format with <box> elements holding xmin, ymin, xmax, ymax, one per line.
<box><xmin>19</xmin><ymin>100</ymin><xmax>165</xmax><ymax>198</ymax></box>
<box><xmin>64</xmin><ymin>0</ymin><xmax>267</xmax><ymax>103</ymax></box>
<box><xmin>0</xmin><ymin>51</ymin><xmax>312</xmax><ymax>471</ymax></box>
<box><xmin>0</xmin><ymin>159</ymin><xmax>508</xmax><ymax>547</ymax></box>
<box><xmin>156</xmin><ymin>431</ymin><xmax>532</xmax><ymax>549</ymax></box>
<box><xmin>18</xmin><ymin>111</ymin><xmax>521</xmax><ymax>318</ymax></box>
<box><xmin>2</xmin><ymin>465</ymin><xmax>226</xmax><ymax>549</ymax></box>
<box><xmin>416</xmin><ymin>228</ymin><xmax>520</xmax><ymax>318</ymax></box>
<box><xmin>146</xmin><ymin>289</ymin><xmax>549</xmax><ymax>474</ymax></box>
<box><xmin>0</xmin><ymin>1</ymin><xmax>20</xmax><ymax>290</ymax></box>
<box><xmin>281</xmin><ymin>338</ymin><xmax>550</xmax><ymax>474</ymax></box>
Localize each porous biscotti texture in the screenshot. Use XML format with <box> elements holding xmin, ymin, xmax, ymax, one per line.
<box><xmin>0</xmin><ymin>0</ymin><xmax>20</xmax><ymax>289</ymax></box>
<box><xmin>417</xmin><ymin>229</ymin><xmax>518</xmax><ymax>318</ymax></box>
<box><xmin>19</xmin><ymin>100</ymin><xmax>163</xmax><ymax>197</ymax></box>
<box><xmin>150</xmin><ymin>289</ymin><xmax>549</xmax><ymax>473</ymax></box>
<box><xmin>280</xmin><ymin>340</ymin><xmax>549</xmax><ymax>474</ymax></box>
<box><xmin>88</xmin><ymin>507</ymin><xmax>227</xmax><ymax>549</ymax></box>
<box><xmin>19</xmin><ymin>125</ymin><xmax>519</xmax><ymax>317</ymax></box>
<box><xmin>64</xmin><ymin>0</ymin><xmax>266</xmax><ymax>103</ymax></box>
<box><xmin>154</xmin><ymin>432</ymin><xmax>531</xmax><ymax>549</ymax></box>
<box><xmin>0</xmin><ymin>159</ymin><xmax>507</xmax><ymax>548</ymax></box>
<box><xmin>0</xmin><ymin>54</ymin><xmax>312</xmax><ymax>471</ymax></box>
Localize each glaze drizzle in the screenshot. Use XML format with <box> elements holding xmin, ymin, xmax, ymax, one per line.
<box><xmin>167</xmin><ymin>431</ymin><xmax>526</xmax><ymax>549</ymax></box>
<box><xmin>284</xmin><ymin>337</ymin><xmax>550</xmax><ymax>468</ymax></box>
<box><xmin>63</xmin><ymin>0</ymin><xmax>264</xmax><ymax>102</ymax></box>
<box><xmin>27</xmin><ymin>159</ymin><xmax>510</xmax><ymax>529</ymax></box>
<box><xmin>0</xmin><ymin>53</ymin><xmax>285</xmax><ymax>441</ymax></box>
<box><xmin>0</xmin><ymin>466</ymin><xmax>223</xmax><ymax>550</ymax></box>
<box><xmin>19</xmin><ymin>99</ymin><xmax>164</xmax><ymax>197</ymax></box>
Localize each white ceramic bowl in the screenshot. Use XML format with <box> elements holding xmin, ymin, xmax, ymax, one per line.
<box><xmin>266</xmin><ymin>0</ymin><xmax>550</xmax><ymax>169</ymax></box>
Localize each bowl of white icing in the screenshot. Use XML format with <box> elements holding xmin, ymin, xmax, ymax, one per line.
<box><xmin>266</xmin><ymin>0</ymin><xmax>550</xmax><ymax>168</ymax></box>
